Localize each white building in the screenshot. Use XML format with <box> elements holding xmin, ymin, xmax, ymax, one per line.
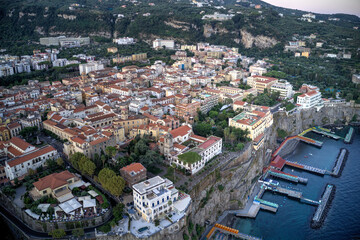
<box><xmin>297</xmin><ymin>90</ymin><xmax>323</xmax><ymax>110</ymax></box>
<box><xmin>133</xmin><ymin>176</ymin><xmax>179</xmax><ymax>222</ymax></box>
<box><xmin>113</xmin><ymin>37</ymin><xmax>135</xmax><ymax>45</ymax></box>
<box><xmin>270</xmin><ymin>80</ymin><xmax>294</xmax><ymax>99</ymax></box>
<box><xmin>153</xmin><ymin>39</ymin><xmax>175</xmax><ymax>50</ymax></box>
<box><xmin>4</xmin><ymin>137</ymin><xmax>58</xmax><ymax>180</ymax></box>
<box><xmin>109</xmin><ymin>86</ymin><xmax>132</xmax><ymax>96</ymax></box>
<box><xmin>249</xmin><ymin>65</ymin><xmax>267</xmax><ymax>76</ymax></box>
<box><xmin>79</xmin><ymin>61</ymin><xmax>104</xmax><ymax>75</ymax></box>
<box><xmin>202</xmin><ymin>12</ymin><xmax>234</xmax><ymax>21</ymax></box>
<box><xmin>171</xmin><ymin>136</ymin><xmax>222</xmax><ymax>175</ymax></box>
<box><xmin>14</xmin><ymin>63</ymin><xmax>31</xmax><ymax>74</ymax></box>
<box><xmin>0</xmin><ymin>65</ymin><xmax>14</xmax><ymax>77</ymax></box>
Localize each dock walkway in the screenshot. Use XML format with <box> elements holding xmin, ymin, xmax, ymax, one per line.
<box><xmin>285</xmin><ymin>161</ymin><xmax>329</xmax><ymax>175</ymax></box>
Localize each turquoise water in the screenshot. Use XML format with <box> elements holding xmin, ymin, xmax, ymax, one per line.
<box><xmin>233</xmin><ymin>128</ymin><xmax>360</xmax><ymax>240</ymax></box>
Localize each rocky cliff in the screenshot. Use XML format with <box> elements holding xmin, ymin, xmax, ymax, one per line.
<box><xmin>240</xmin><ymin>29</ymin><xmax>278</xmax><ymax>49</ymax></box>
<box><xmin>185</xmin><ymin>104</ymin><xmax>360</xmax><ymax>234</ymax></box>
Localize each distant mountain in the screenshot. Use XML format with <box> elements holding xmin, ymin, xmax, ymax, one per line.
<box><xmin>0</xmin><ymin>0</ymin><xmax>359</xmax><ymax>54</ymax></box>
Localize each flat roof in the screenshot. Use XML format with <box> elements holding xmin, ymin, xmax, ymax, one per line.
<box><xmin>133</xmin><ymin>176</ymin><xmax>166</xmax><ymax>195</ymax></box>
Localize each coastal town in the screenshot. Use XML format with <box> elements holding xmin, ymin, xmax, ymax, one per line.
<box><xmin>0</xmin><ymin>0</ymin><xmax>360</xmax><ymax>237</ymax></box>
<box><xmin>0</xmin><ymin>35</ymin><xmax>357</xmax><ymax>239</ymax></box>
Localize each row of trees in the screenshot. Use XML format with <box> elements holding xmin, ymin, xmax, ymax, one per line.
<box><xmin>70</xmin><ymin>152</ymin><xmax>126</xmax><ymax>197</ymax></box>
<box><xmin>98</xmin><ymin>168</ymin><xmax>125</xmax><ymax>198</ymax></box>
<box><xmin>70</xmin><ymin>153</ymin><xmax>96</xmax><ymax>176</ymax></box>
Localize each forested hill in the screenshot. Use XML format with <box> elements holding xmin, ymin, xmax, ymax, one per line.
<box><xmin>0</xmin><ymin>0</ymin><xmax>359</xmax><ymax>54</ymax></box>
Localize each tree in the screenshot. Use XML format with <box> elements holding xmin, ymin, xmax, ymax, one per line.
<box><xmin>49</xmin><ymin>229</ymin><xmax>66</xmax><ymax>238</ymax></box>
<box><xmin>113</xmin><ymin>203</ymin><xmax>125</xmax><ymax>222</ymax></box>
<box><xmin>98</xmin><ymin>168</ymin><xmax>125</xmax><ymax>197</ymax></box>
<box><xmin>19</xmin><ymin>126</ymin><xmax>38</xmax><ymax>139</ymax></box>
<box><xmin>139</xmin><ymin>150</ymin><xmax>162</xmax><ymax>168</ymax></box>
<box><xmin>193</xmin><ymin>122</ymin><xmax>212</xmax><ymax>137</ymax></box>
<box><xmin>209</xmin><ymin>110</ymin><xmax>219</xmax><ymax>119</ymax></box>
<box><xmin>56</xmin><ymin>157</ymin><xmax>64</xmax><ymax>167</ymax></box>
<box><xmin>83</xmin><ymin>160</ymin><xmax>96</xmax><ymax>176</ymax></box>
<box><xmin>72</xmin><ymin>228</ymin><xmax>84</xmax><ymax>238</ymax></box>
<box><xmin>101</xmin><ymin>154</ymin><xmax>107</xmax><ymax>168</ymax></box>
<box><xmin>105</xmin><ymin>146</ymin><xmax>117</xmax><ymax>160</ymax></box>
<box><xmin>134</xmin><ymin>139</ymin><xmax>148</xmax><ymax>155</ymax></box>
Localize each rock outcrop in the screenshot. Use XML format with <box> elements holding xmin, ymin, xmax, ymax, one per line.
<box><xmin>240</xmin><ymin>29</ymin><xmax>278</xmax><ymax>49</ymax></box>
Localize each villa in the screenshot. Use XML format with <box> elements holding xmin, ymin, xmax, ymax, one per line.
<box><xmin>31</xmin><ymin>170</ymin><xmax>80</xmax><ymax>202</ymax></box>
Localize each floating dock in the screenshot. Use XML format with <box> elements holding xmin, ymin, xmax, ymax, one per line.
<box><xmin>297</xmin><ymin>135</ymin><xmax>323</xmax><ymax>147</ymax></box>
<box><xmin>311</xmin><ymin>126</ymin><xmax>342</xmax><ymax>140</ymax></box>
<box><xmin>285</xmin><ymin>161</ymin><xmax>329</xmax><ymax>175</ymax></box>
<box><xmin>311</xmin><ymin>184</ymin><xmax>336</xmax><ymax>229</ymax></box>
<box><xmin>264</xmin><ymin>184</ymin><xmax>319</xmax><ymax>206</ymax></box>
<box><xmin>344</xmin><ymin>127</ymin><xmax>354</xmax><ymax>144</ymax></box>
<box><xmin>205</xmin><ymin>223</ymin><xmax>262</xmax><ymax>240</ymax></box>
<box><xmin>331</xmin><ymin>148</ymin><xmax>348</xmax><ymax>177</ymax></box>
<box><xmin>254</xmin><ymin>196</ymin><xmax>279</xmax><ymax>212</ymax></box>
<box><xmin>266</xmin><ymin>169</ymin><xmax>308</xmax><ymax>184</ymax></box>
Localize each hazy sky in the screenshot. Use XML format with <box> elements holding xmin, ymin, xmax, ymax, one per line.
<box><xmin>262</xmin><ymin>0</ymin><xmax>360</xmax><ymax>17</ymax></box>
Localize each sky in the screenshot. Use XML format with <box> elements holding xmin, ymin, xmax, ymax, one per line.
<box><xmin>261</xmin><ymin>0</ymin><xmax>360</xmax><ymax>17</ymax></box>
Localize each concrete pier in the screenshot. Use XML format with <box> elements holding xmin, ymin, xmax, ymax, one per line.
<box><xmin>331</xmin><ymin>148</ymin><xmax>348</xmax><ymax>177</ymax></box>
<box><xmin>285</xmin><ymin>161</ymin><xmax>328</xmax><ymax>175</ymax></box>
<box><xmin>344</xmin><ymin>127</ymin><xmax>354</xmax><ymax>144</ymax></box>
<box><xmin>311</xmin><ymin>184</ymin><xmax>336</xmax><ymax>229</ymax></box>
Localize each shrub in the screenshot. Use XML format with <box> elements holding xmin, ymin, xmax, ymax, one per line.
<box><xmin>49</xmin><ymin>229</ymin><xmax>66</xmax><ymax>238</ymax></box>
<box><xmin>98</xmin><ymin>224</ymin><xmax>111</xmax><ymax>233</ymax></box>
<box><xmin>155</xmin><ymin>219</ymin><xmax>160</xmax><ymax>226</ymax></box>
<box><xmin>101</xmin><ymin>202</ymin><xmax>110</xmax><ymax>209</ymax></box>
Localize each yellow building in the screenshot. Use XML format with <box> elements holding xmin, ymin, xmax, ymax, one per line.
<box><xmin>113</xmin><ymin>115</ymin><xmax>149</xmax><ymax>135</ymax></box>
<box><xmin>181</xmin><ymin>45</ymin><xmax>197</xmax><ymax>51</ymax></box>
<box><xmin>129</xmin><ymin>123</ymin><xmax>171</xmax><ymax>140</ymax></box>
<box><xmin>107</xmin><ymin>47</ymin><xmax>118</xmax><ymax>53</ymax></box>
<box><xmin>132</xmin><ymin>53</ymin><xmax>147</xmax><ymax>61</ymax></box>
<box><xmin>301</xmin><ymin>52</ymin><xmax>310</xmax><ymax>58</ymax></box>
<box><xmin>229</xmin><ymin>108</ymin><xmax>273</xmax><ymax>149</ymax></box>
<box><xmin>246</xmin><ymin>76</ymin><xmax>278</xmax><ymax>94</ymax></box>
<box><xmin>0</xmin><ymin>126</ymin><xmax>11</xmax><ymax>141</ymax></box>
<box><xmin>43</xmin><ymin>120</ymin><xmax>77</xmax><ymax>141</ymax></box>
<box><xmin>31</xmin><ymin>170</ymin><xmax>80</xmax><ymax>202</ymax></box>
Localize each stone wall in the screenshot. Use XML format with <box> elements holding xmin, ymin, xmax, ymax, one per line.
<box><xmin>0</xmin><ymin>191</ymin><xmax>111</xmax><ymax>233</ymax></box>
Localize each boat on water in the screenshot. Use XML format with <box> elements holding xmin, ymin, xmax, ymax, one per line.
<box><xmin>304</xmin><ymin>155</ymin><xmax>308</xmax><ymax>158</ymax></box>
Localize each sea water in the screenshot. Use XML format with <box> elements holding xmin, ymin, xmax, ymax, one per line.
<box><xmin>233</xmin><ymin>128</ymin><xmax>360</xmax><ymax>240</ymax></box>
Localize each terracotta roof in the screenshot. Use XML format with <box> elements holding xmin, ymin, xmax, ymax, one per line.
<box><xmin>169</xmin><ymin>125</ymin><xmax>192</xmax><ymax>139</ymax></box>
<box><xmin>89</xmin><ymin>137</ymin><xmax>108</xmax><ymax>146</ymax></box>
<box><xmin>7</xmin><ymin>122</ymin><xmax>21</xmax><ymax>129</ymax></box>
<box><xmin>33</xmin><ymin>170</ymin><xmax>75</xmax><ymax>191</ymax></box>
<box><xmin>9</xmin><ymin>137</ymin><xmax>34</xmax><ymax>152</ymax></box>
<box><xmin>233</xmin><ymin>100</ymin><xmax>247</xmax><ymax>106</ymax></box>
<box><xmin>197</xmin><ymin>136</ymin><xmax>221</xmax><ymax>150</ymax></box>
<box><xmin>7</xmin><ymin>145</ymin><xmax>56</xmax><ymax>168</ymax></box>
<box><xmin>190</xmin><ymin>134</ymin><xmax>207</xmax><ymax>142</ymax></box>
<box><xmin>71</xmin><ymin>137</ymin><xmax>86</xmax><ymax>145</ymax></box>
<box><xmin>121</xmin><ymin>163</ymin><xmax>146</xmax><ymax>174</ymax></box>
<box><xmin>7</xmin><ymin>146</ymin><xmax>23</xmax><ymax>157</ymax></box>
<box><xmin>173</xmin><ymin>143</ymin><xmax>187</xmax><ymax>150</ymax></box>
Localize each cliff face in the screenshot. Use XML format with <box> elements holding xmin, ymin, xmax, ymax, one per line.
<box><xmin>187</xmin><ymin>105</ymin><xmax>360</xmax><ymax>228</ymax></box>
<box><xmin>273</xmin><ymin>106</ymin><xmax>360</xmax><ymax>136</ymax></box>
<box><xmin>240</xmin><ymin>29</ymin><xmax>278</xmax><ymax>49</ymax></box>
<box><xmin>203</xmin><ymin>23</ymin><xmax>229</xmax><ymax>38</ymax></box>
